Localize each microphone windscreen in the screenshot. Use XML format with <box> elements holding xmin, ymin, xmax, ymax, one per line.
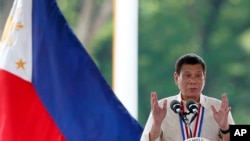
<box><xmin>186</xmin><ymin>100</ymin><xmax>198</xmax><ymax>113</ymax></box>
<box><xmin>170</xmin><ymin>100</ymin><xmax>181</xmax><ymax>113</ymax></box>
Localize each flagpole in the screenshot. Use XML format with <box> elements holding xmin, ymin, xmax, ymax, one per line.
<box><xmin>113</xmin><ymin>0</ymin><xmax>138</xmax><ymax>119</ymax></box>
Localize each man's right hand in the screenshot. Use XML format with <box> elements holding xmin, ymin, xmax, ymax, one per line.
<box><xmin>149</xmin><ymin>92</ymin><xmax>167</xmax><ymax>141</ymax></box>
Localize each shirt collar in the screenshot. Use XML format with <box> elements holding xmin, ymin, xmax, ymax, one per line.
<box><xmin>177</xmin><ymin>92</ymin><xmax>205</xmax><ymax>107</ymax></box>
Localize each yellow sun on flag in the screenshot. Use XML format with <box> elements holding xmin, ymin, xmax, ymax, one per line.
<box><xmin>16</xmin><ymin>59</ymin><xmax>26</xmax><ymax>70</ymax></box>
<box><xmin>0</xmin><ymin>16</ymin><xmax>15</xmax><ymax>46</ymax></box>
<box><xmin>16</xmin><ymin>22</ymin><xmax>24</xmax><ymax>31</ymax></box>
<box><xmin>0</xmin><ymin>7</ymin><xmax>24</xmax><ymax>47</ymax></box>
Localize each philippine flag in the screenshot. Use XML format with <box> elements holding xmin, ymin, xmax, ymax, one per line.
<box><xmin>0</xmin><ymin>0</ymin><xmax>143</xmax><ymax>140</ymax></box>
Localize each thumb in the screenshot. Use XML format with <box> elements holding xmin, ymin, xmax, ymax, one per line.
<box><xmin>162</xmin><ymin>99</ymin><xmax>167</xmax><ymax>110</ymax></box>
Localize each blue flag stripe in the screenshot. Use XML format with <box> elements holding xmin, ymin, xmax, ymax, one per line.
<box><xmin>31</xmin><ymin>0</ymin><xmax>143</xmax><ymax>140</ymax></box>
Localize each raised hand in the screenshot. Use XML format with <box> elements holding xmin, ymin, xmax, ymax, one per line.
<box><xmin>151</xmin><ymin>92</ymin><xmax>167</xmax><ymax>126</ymax></box>
<box><xmin>211</xmin><ymin>93</ymin><xmax>231</xmax><ymax>130</ymax></box>
<box><xmin>149</xmin><ymin>92</ymin><xmax>167</xmax><ymax>140</ymax></box>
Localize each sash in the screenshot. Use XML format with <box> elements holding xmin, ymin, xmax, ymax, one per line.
<box><xmin>179</xmin><ymin>103</ymin><xmax>205</xmax><ymax>141</ymax></box>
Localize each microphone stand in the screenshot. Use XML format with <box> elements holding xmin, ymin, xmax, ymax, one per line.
<box><xmin>189</xmin><ymin>112</ymin><xmax>197</xmax><ymax>124</ymax></box>
<box><xmin>187</xmin><ymin>112</ymin><xmax>198</xmax><ymax>138</ymax></box>
<box><xmin>178</xmin><ymin>112</ymin><xmax>193</xmax><ymax>138</ymax></box>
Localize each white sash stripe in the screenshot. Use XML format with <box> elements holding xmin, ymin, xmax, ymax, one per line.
<box><xmin>180</xmin><ymin>104</ymin><xmax>205</xmax><ymax>140</ymax></box>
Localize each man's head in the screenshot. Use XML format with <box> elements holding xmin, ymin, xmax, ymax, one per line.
<box><xmin>174</xmin><ymin>53</ymin><xmax>206</xmax><ymax>102</ymax></box>
<box><xmin>175</xmin><ymin>53</ymin><xmax>206</xmax><ymax>75</ymax></box>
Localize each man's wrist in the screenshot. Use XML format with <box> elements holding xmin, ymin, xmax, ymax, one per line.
<box><xmin>220</xmin><ymin>126</ymin><xmax>230</xmax><ymax>134</ymax></box>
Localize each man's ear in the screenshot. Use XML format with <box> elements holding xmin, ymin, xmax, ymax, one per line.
<box><xmin>174</xmin><ymin>72</ymin><xmax>178</xmax><ymax>85</ymax></box>
<box><xmin>203</xmin><ymin>72</ymin><xmax>206</xmax><ymax>85</ymax></box>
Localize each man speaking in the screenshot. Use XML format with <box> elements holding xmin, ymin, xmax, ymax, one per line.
<box><xmin>140</xmin><ymin>53</ymin><xmax>235</xmax><ymax>141</ymax></box>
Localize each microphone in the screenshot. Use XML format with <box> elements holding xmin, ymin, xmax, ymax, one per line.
<box><xmin>186</xmin><ymin>100</ymin><xmax>198</xmax><ymax>124</ymax></box>
<box><xmin>186</xmin><ymin>100</ymin><xmax>198</xmax><ymax>114</ymax></box>
<box><xmin>170</xmin><ymin>100</ymin><xmax>190</xmax><ymax>129</ymax></box>
<box><xmin>170</xmin><ymin>100</ymin><xmax>182</xmax><ymax>114</ymax></box>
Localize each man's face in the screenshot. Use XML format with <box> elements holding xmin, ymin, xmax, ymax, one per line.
<box><xmin>174</xmin><ymin>64</ymin><xmax>206</xmax><ymax>102</ymax></box>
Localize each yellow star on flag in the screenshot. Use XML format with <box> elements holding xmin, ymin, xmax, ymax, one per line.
<box><xmin>16</xmin><ymin>59</ymin><xmax>26</xmax><ymax>70</ymax></box>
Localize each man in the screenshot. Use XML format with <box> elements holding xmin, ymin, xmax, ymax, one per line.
<box><xmin>140</xmin><ymin>53</ymin><xmax>234</xmax><ymax>141</ymax></box>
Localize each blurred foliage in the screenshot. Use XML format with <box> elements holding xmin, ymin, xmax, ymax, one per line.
<box><xmin>138</xmin><ymin>0</ymin><xmax>250</xmax><ymax>126</ymax></box>
<box><xmin>57</xmin><ymin>0</ymin><xmax>250</xmax><ymax>127</ymax></box>
<box><xmin>57</xmin><ymin>0</ymin><xmax>82</xmax><ymax>27</ymax></box>
<box><xmin>57</xmin><ymin>0</ymin><xmax>113</xmax><ymax>83</ymax></box>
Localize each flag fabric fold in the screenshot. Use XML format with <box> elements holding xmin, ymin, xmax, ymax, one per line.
<box><xmin>0</xmin><ymin>0</ymin><xmax>143</xmax><ymax>140</ymax></box>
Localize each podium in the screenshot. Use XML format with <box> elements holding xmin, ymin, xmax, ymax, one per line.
<box><xmin>184</xmin><ymin>137</ymin><xmax>210</xmax><ymax>141</ymax></box>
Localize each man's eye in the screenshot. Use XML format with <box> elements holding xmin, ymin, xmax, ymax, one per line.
<box><xmin>196</xmin><ymin>74</ymin><xmax>203</xmax><ymax>78</ymax></box>
<box><xmin>183</xmin><ymin>74</ymin><xmax>190</xmax><ymax>78</ymax></box>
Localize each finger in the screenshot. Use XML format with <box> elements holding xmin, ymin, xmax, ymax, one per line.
<box><xmin>220</xmin><ymin>93</ymin><xmax>228</xmax><ymax>109</ymax></box>
<box><xmin>162</xmin><ymin>100</ymin><xmax>168</xmax><ymax>115</ymax></box>
<box><xmin>222</xmin><ymin>93</ymin><xmax>228</xmax><ymax>107</ymax></box>
<box><xmin>151</xmin><ymin>92</ymin><xmax>155</xmax><ymax>109</ymax></box>
<box><xmin>154</xmin><ymin>92</ymin><xmax>158</xmax><ymax>101</ymax></box>
<box><xmin>226</xmin><ymin>107</ymin><xmax>231</xmax><ymax>113</ymax></box>
<box><xmin>211</xmin><ymin>105</ymin><xmax>217</xmax><ymax>115</ymax></box>
<box><xmin>163</xmin><ymin>99</ymin><xmax>167</xmax><ymax>110</ymax></box>
<box><xmin>153</xmin><ymin>92</ymin><xmax>159</xmax><ymax>103</ymax></box>
<box><xmin>151</xmin><ymin>91</ymin><xmax>159</xmax><ymax>109</ymax></box>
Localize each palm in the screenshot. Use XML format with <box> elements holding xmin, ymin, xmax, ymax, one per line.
<box><xmin>211</xmin><ymin>93</ymin><xmax>231</xmax><ymax>129</ymax></box>
<box><xmin>151</xmin><ymin>92</ymin><xmax>167</xmax><ymax>126</ymax></box>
